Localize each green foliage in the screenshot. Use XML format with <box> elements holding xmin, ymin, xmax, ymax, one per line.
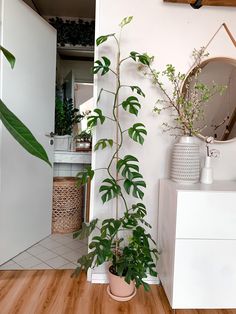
<box><xmin>75</xmin><ymin>129</ymin><xmax>92</xmax><ymax>142</ymax></box>
<box><xmin>74</xmin><ymin>17</ymin><xmax>158</xmax><ymax>292</ymax></box>
<box><xmin>55</xmin><ymin>98</ymin><xmax>83</xmax><ymax>136</ymax></box>
<box><xmin>99</xmin><ymin>178</ymin><xmax>121</xmax><ymax>203</ymax></box>
<box><xmin>93</xmin><ymin>57</ymin><xmax>111</xmax><ymax>76</ymax></box>
<box><xmin>0</xmin><ymin>46</ymin><xmax>51</xmax><ymax>166</ymax></box>
<box><xmin>122</xmin><ymin>96</ymin><xmax>141</xmax><ymax>116</ymax></box>
<box><xmin>76</xmin><ymin>167</ymin><xmax>94</xmax><ymax>187</ymax></box>
<box><xmin>96</xmin><ymin>33</ymin><xmax>115</xmax><ymax>46</ymax></box>
<box><xmin>119</xmin><ymin>16</ymin><xmax>133</xmax><ymax>28</ymax></box>
<box><xmin>94</xmin><ymin>138</ymin><xmax>113</xmax><ymax>151</ymax></box>
<box><xmin>128</xmin><ymin>123</ymin><xmax>147</xmax><ymax>145</ymax></box>
<box><xmin>87</xmin><ymin>109</ymin><xmax>105</xmax><ymax>128</ymax></box>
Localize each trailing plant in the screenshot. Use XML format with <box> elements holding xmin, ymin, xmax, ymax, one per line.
<box><xmin>75</xmin><ymin>129</ymin><xmax>92</xmax><ymax>143</ymax></box>
<box><xmin>55</xmin><ymin>97</ymin><xmax>84</xmax><ymax>136</ymax></box>
<box><xmin>74</xmin><ymin>17</ymin><xmax>158</xmax><ymax>291</ymax></box>
<box><xmin>0</xmin><ymin>46</ymin><xmax>51</xmax><ymax>166</ymax></box>
<box><xmin>49</xmin><ymin>17</ymin><xmax>95</xmax><ymax>47</ymax></box>
<box><xmin>142</xmin><ymin>48</ymin><xmax>226</xmax><ymax>136</ymax></box>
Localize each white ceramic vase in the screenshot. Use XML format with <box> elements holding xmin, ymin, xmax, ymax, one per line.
<box><xmin>170</xmin><ymin>136</ymin><xmax>200</xmax><ymax>184</ymax></box>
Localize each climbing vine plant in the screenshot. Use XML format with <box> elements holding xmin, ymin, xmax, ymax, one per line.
<box><xmin>74</xmin><ymin>17</ymin><xmax>158</xmax><ymax>291</ymax></box>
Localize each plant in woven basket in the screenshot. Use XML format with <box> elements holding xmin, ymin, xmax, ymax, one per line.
<box><xmin>74</xmin><ymin>16</ymin><xmax>158</xmax><ymax>297</ymax></box>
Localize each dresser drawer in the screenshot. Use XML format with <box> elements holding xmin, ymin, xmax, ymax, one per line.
<box><xmin>176</xmin><ymin>191</ymin><xmax>236</xmax><ymax>239</ymax></box>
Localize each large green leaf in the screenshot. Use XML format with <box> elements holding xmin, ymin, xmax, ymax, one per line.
<box><xmin>87</xmin><ymin>109</ymin><xmax>105</xmax><ymax>128</ymax></box>
<box><xmin>124</xmin><ymin>172</ymin><xmax>146</xmax><ymax>199</ymax></box>
<box><xmin>94</xmin><ymin>138</ymin><xmax>113</xmax><ymax>151</ymax></box>
<box><xmin>76</xmin><ymin>166</ymin><xmax>94</xmax><ymax>187</ymax></box>
<box><xmin>96</xmin><ymin>34</ymin><xmax>115</xmax><ymax>46</ymax></box>
<box><xmin>99</xmin><ymin>178</ymin><xmax>121</xmax><ymax>203</ymax></box>
<box><xmin>130</xmin><ymin>51</ymin><xmax>153</xmax><ymax>66</ymax></box>
<box><xmin>0</xmin><ymin>45</ymin><xmax>15</xmax><ymax>69</ymax></box>
<box><xmin>117</xmin><ymin>155</ymin><xmax>139</xmax><ymax>180</ymax></box>
<box><xmin>128</xmin><ymin>123</ymin><xmax>147</xmax><ymax>145</ymax></box>
<box><xmin>73</xmin><ymin>219</ymin><xmax>98</xmax><ymax>240</ymax></box>
<box><xmin>0</xmin><ymin>99</ymin><xmax>51</xmax><ymax>166</ymax></box>
<box><xmin>130</xmin><ymin>86</ymin><xmax>145</xmax><ymax>97</ymax></box>
<box><xmin>93</xmin><ymin>57</ymin><xmax>111</xmax><ymax>76</ymax></box>
<box><xmin>121</xmin><ymin>96</ymin><xmax>141</xmax><ymax>116</ymax></box>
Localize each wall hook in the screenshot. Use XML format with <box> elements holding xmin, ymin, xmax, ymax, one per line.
<box><xmin>190</xmin><ymin>0</ymin><xmax>202</xmax><ymax>9</ymax></box>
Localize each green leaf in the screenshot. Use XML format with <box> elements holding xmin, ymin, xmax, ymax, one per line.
<box><xmin>124</xmin><ymin>172</ymin><xmax>146</xmax><ymax>199</ymax></box>
<box><xmin>130</xmin><ymin>86</ymin><xmax>145</xmax><ymax>97</ymax></box>
<box><xmin>76</xmin><ymin>166</ymin><xmax>94</xmax><ymax>187</ymax></box>
<box><xmin>117</xmin><ymin>155</ymin><xmax>139</xmax><ymax>180</ymax></box>
<box><xmin>73</xmin><ymin>219</ymin><xmax>98</xmax><ymax>240</ymax></box>
<box><xmin>93</xmin><ymin>57</ymin><xmax>111</xmax><ymax>76</ymax></box>
<box><xmin>99</xmin><ymin>178</ymin><xmax>121</xmax><ymax>203</ymax></box>
<box><xmin>131</xmin><ymin>203</ymin><xmax>147</xmax><ymax>218</ymax></box>
<box><xmin>94</xmin><ymin>138</ymin><xmax>113</xmax><ymax>151</ymax></box>
<box><xmin>96</xmin><ymin>33</ymin><xmax>115</xmax><ymax>46</ymax></box>
<box><xmin>0</xmin><ymin>99</ymin><xmax>51</xmax><ymax>166</ymax></box>
<box><xmin>119</xmin><ymin>16</ymin><xmax>133</xmax><ymax>28</ymax></box>
<box><xmin>121</xmin><ymin>96</ymin><xmax>141</xmax><ymax>116</ymax></box>
<box><xmin>128</xmin><ymin>123</ymin><xmax>147</xmax><ymax>145</ymax></box>
<box><xmin>0</xmin><ymin>45</ymin><xmax>15</xmax><ymax>69</ymax></box>
<box><xmin>87</xmin><ymin>109</ymin><xmax>105</xmax><ymax>128</ymax></box>
<box><xmin>130</xmin><ymin>51</ymin><xmax>153</xmax><ymax>66</ymax></box>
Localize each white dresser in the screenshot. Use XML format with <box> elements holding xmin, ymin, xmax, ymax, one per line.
<box><xmin>158</xmin><ymin>179</ymin><xmax>236</xmax><ymax>309</ymax></box>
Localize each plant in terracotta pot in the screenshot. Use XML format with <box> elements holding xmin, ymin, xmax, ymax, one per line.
<box><xmin>73</xmin><ymin>16</ymin><xmax>158</xmax><ymax>300</ymax></box>
<box><xmin>54</xmin><ymin>97</ymin><xmax>84</xmax><ymax>151</ymax></box>
<box><xmin>140</xmin><ymin>48</ymin><xmax>226</xmax><ymax>183</ymax></box>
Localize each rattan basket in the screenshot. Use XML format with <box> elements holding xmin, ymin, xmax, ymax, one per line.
<box><xmin>52</xmin><ymin>177</ymin><xmax>83</xmax><ymax>234</ymax></box>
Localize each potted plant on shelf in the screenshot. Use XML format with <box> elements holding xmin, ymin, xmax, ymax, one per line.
<box><xmin>141</xmin><ymin>48</ymin><xmax>226</xmax><ymax>183</ymax></box>
<box><xmin>74</xmin><ymin>129</ymin><xmax>92</xmax><ymax>151</ymax></box>
<box><xmin>54</xmin><ymin>97</ymin><xmax>84</xmax><ymax>151</ymax></box>
<box><xmin>73</xmin><ymin>16</ymin><xmax>158</xmax><ymax>301</ymax></box>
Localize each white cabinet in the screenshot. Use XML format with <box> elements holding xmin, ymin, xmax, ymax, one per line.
<box><xmin>158</xmin><ymin>179</ymin><xmax>236</xmax><ymax>309</ymax></box>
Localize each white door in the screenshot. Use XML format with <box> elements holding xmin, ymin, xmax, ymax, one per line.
<box><xmin>0</xmin><ymin>0</ymin><xmax>57</xmax><ymax>265</ymax></box>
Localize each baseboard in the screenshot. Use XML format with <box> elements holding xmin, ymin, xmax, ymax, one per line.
<box><xmin>91</xmin><ymin>271</ymin><xmax>160</xmax><ymax>285</ymax></box>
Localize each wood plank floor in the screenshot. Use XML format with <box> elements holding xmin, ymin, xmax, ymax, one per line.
<box><xmin>0</xmin><ymin>270</ymin><xmax>236</xmax><ymax>314</ymax></box>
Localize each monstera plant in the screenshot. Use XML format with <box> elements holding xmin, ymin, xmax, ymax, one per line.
<box><xmin>0</xmin><ymin>46</ymin><xmax>51</xmax><ymax>166</ymax></box>
<box><xmin>74</xmin><ymin>17</ymin><xmax>158</xmax><ymax>300</ymax></box>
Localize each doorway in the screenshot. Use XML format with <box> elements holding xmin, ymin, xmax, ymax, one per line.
<box><xmin>0</xmin><ymin>0</ymin><xmax>95</xmax><ymax>270</ymax></box>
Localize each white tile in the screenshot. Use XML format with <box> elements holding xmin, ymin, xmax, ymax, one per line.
<box><xmin>52</xmin><ymin>236</ymin><xmax>74</xmax><ymax>245</ymax></box>
<box><xmin>50</xmin><ymin>245</ymin><xmax>73</xmax><ymax>255</ymax></box>
<box><xmin>17</xmin><ymin>256</ymin><xmax>42</xmax><ymax>268</ymax></box>
<box><xmin>58</xmin><ymin>164</ymin><xmax>72</xmax><ymax>171</ymax></box>
<box><xmin>30</xmin><ymin>263</ymin><xmax>52</xmax><ymax>270</ymax></box>
<box><xmin>61</xmin><ymin>250</ymin><xmax>80</xmax><ymax>263</ymax></box>
<box><xmin>65</xmin><ymin>240</ymin><xmax>85</xmax><ymax>250</ymax></box>
<box><xmin>36</xmin><ymin>250</ymin><xmax>57</xmax><ymax>261</ymax></box>
<box><xmin>58</xmin><ymin>170</ymin><xmax>72</xmax><ymax>177</ymax></box>
<box><xmin>39</xmin><ymin>238</ymin><xmax>62</xmax><ymax>249</ymax></box>
<box><xmin>13</xmin><ymin>252</ymin><xmax>33</xmax><ymax>263</ymax></box>
<box><xmin>46</xmin><ymin>256</ymin><xmax>70</xmax><ymax>268</ymax></box>
<box><xmin>58</xmin><ymin>263</ymin><xmax>77</xmax><ymax>270</ymax></box>
<box><xmin>27</xmin><ymin>245</ymin><xmax>48</xmax><ymax>256</ymax></box>
<box><xmin>0</xmin><ymin>261</ymin><xmax>22</xmax><ymax>270</ymax></box>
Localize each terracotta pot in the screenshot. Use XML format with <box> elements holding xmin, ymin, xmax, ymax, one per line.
<box><xmin>108</xmin><ymin>266</ymin><xmax>135</xmax><ymax>299</ymax></box>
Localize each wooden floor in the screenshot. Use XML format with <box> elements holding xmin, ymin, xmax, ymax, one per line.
<box><xmin>0</xmin><ymin>270</ymin><xmax>236</xmax><ymax>314</ymax></box>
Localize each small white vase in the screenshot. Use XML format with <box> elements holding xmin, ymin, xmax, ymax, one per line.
<box><xmin>170</xmin><ymin>136</ymin><xmax>200</xmax><ymax>184</ymax></box>
<box><xmin>54</xmin><ymin>135</ymin><xmax>72</xmax><ymax>151</ymax></box>
<box><xmin>200</xmin><ymin>156</ymin><xmax>213</xmax><ymax>184</ymax></box>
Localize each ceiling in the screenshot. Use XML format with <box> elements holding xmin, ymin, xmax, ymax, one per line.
<box><xmin>24</xmin><ymin>0</ymin><xmax>95</xmax><ymax>19</ymax></box>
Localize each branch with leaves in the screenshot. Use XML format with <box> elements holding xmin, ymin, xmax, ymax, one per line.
<box><xmin>74</xmin><ymin>16</ymin><xmax>158</xmax><ymax>291</ymax></box>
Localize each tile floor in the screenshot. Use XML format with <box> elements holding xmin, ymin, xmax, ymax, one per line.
<box><xmin>0</xmin><ymin>233</ymin><xmax>88</xmax><ymax>270</ymax></box>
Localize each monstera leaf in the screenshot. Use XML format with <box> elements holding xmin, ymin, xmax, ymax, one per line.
<box><xmin>94</xmin><ymin>138</ymin><xmax>113</xmax><ymax>151</ymax></box>
<box><xmin>117</xmin><ymin>155</ymin><xmax>139</xmax><ymax>180</ymax></box>
<box><xmin>99</xmin><ymin>178</ymin><xmax>121</xmax><ymax>203</ymax></box>
<box><xmin>93</xmin><ymin>57</ymin><xmax>111</xmax><ymax>76</ymax></box>
<box><xmin>87</xmin><ymin>109</ymin><xmax>105</xmax><ymax>128</ymax></box>
<box><xmin>76</xmin><ymin>167</ymin><xmax>94</xmax><ymax>187</ymax></box>
<box><xmin>96</xmin><ymin>34</ymin><xmax>115</xmax><ymax>46</ymax></box>
<box><xmin>124</xmin><ymin>172</ymin><xmax>146</xmax><ymax>199</ymax></box>
<box><xmin>128</xmin><ymin>123</ymin><xmax>147</xmax><ymax>145</ymax></box>
<box><xmin>121</xmin><ymin>96</ymin><xmax>141</xmax><ymax>116</ymax></box>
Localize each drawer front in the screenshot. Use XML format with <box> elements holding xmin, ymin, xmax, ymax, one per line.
<box><xmin>173</xmin><ymin>239</ymin><xmax>236</xmax><ymax>309</ymax></box>
<box><xmin>176</xmin><ymin>191</ymin><xmax>236</xmax><ymax>239</ymax></box>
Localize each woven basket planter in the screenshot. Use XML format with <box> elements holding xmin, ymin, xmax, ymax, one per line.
<box><xmin>52</xmin><ymin>177</ymin><xmax>83</xmax><ymax>234</ymax></box>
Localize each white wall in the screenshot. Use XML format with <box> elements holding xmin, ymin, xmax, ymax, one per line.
<box><xmin>90</xmin><ymin>0</ymin><xmax>236</xmax><ymax>279</ymax></box>
<box><xmin>60</xmin><ymin>60</ymin><xmax>94</xmax><ymax>83</ymax></box>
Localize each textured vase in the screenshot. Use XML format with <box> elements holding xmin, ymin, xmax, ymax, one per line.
<box><xmin>170</xmin><ymin>136</ymin><xmax>200</xmax><ymax>184</ymax></box>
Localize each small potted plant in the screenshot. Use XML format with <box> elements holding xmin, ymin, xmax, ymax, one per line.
<box><xmin>54</xmin><ymin>97</ymin><xmax>84</xmax><ymax>151</ymax></box>
<box><xmin>73</xmin><ymin>17</ymin><xmax>158</xmax><ymax>301</ymax></box>
<box><xmin>74</xmin><ymin>129</ymin><xmax>92</xmax><ymax>151</ymax></box>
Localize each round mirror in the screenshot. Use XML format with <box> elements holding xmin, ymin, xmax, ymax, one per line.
<box><xmin>186</xmin><ymin>57</ymin><xmax>236</xmax><ymax>143</ymax></box>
